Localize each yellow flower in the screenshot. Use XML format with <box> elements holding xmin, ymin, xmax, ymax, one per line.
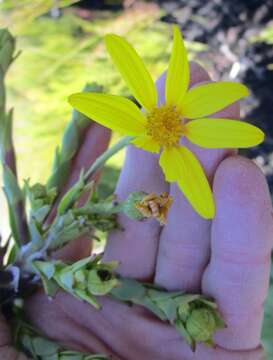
<box><xmin>68</xmin><ymin>26</ymin><xmax>264</xmax><ymax>219</ymax></box>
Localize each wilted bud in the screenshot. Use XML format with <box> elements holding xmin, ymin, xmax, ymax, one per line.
<box><xmin>186</xmin><ymin>308</ymin><xmax>216</xmax><ymax>342</ymax></box>
<box><xmin>0</xmin><ymin>29</ymin><xmax>16</xmax><ymax>75</ymax></box>
<box><xmin>123</xmin><ymin>191</ymin><xmax>173</xmax><ymax>224</ymax></box>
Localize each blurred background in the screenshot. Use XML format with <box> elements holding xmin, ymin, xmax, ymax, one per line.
<box><xmin>0</xmin><ymin>0</ymin><xmax>272</xmax><ymax>356</ymax></box>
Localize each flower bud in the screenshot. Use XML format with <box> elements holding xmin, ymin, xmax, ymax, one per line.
<box><xmin>123</xmin><ymin>191</ymin><xmax>173</xmax><ymax>224</ymax></box>
<box><xmin>122</xmin><ymin>191</ymin><xmax>147</xmax><ymax>221</ymax></box>
<box><xmin>87</xmin><ymin>268</ymin><xmax>118</xmax><ymax>296</ymax></box>
<box><xmin>186</xmin><ymin>308</ymin><xmax>216</xmax><ymax>342</ymax></box>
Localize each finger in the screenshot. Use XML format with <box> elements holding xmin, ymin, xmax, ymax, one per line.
<box><xmin>50</xmin><ymin>123</ymin><xmax>111</xmax><ymax>261</ymax></box>
<box><xmin>196</xmin><ymin>344</ymin><xmax>265</xmax><ymax>360</ymax></box>
<box><xmin>202</xmin><ymin>156</ymin><xmax>273</xmax><ymax>350</ymax></box>
<box><xmin>103</xmin><ymin>78</ymin><xmax>169</xmax><ymax>280</ymax></box>
<box><xmin>103</xmin><ymin>147</ymin><xmax>168</xmax><ymax>280</ymax></box>
<box><xmin>155</xmin><ymin>61</ymin><xmax>238</xmax><ymax>291</ymax></box>
<box><xmin>25</xmin><ymin>291</ymin><xmax>113</xmax><ymax>356</ymax></box>
<box><xmin>0</xmin><ymin>313</ymin><xmax>28</xmax><ymax>360</ymax></box>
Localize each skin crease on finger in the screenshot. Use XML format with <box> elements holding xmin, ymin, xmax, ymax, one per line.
<box><xmin>21</xmin><ymin>63</ymin><xmax>271</xmax><ymax>360</ymax></box>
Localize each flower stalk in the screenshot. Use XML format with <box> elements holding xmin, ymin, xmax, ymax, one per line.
<box><xmin>84</xmin><ymin>135</ymin><xmax>132</xmax><ymax>181</ymax></box>
<box><xmin>0</xmin><ymin>29</ymin><xmax>28</xmax><ymax>246</ymax></box>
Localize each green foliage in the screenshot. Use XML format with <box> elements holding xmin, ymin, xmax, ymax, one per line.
<box><xmin>252</xmin><ymin>24</ymin><xmax>273</xmax><ymax>45</ymax></box>
<box><xmin>111</xmin><ymin>278</ymin><xmax>225</xmax><ymax>351</ymax></box>
<box><xmin>15</xmin><ymin>315</ymin><xmax>109</xmax><ymax>360</ymax></box>
<box><xmin>34</xmin><ymin>254</ymin><xmax>119</xmax><ymax>308</ymax></box>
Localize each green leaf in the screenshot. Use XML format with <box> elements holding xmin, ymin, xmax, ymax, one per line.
<box><xmin>34</xmin><ymin>261</ymin><xmax>56</xmax><ymax>279</ymax></box>
<box><xmin>158</xmin><ymin>297</ymin><xmax>177</xmax><ymax>322</ymax></box>
<box><xmin>2</xmin><ymin>166</ymin><xmax>28</xmax><ymax>246</ymax></box>
<box><xmin>73</xmin><ymin>288</ymin><xmax>101</xmax><ymax>309</ymax></box>
<box><xmin>110</xmin><ymin>278</ymin><xmax>146</xmax><ymax>302</ymax></box>
<box><xmin>32</xmin><ymin>337</ymin><xmax>59</xmax><ymax>356</ymax></box>
<box><xmin>32</xmin><ymin>261</ymin><xmax>59</xmax><ymax>297</ymax></box>
<box><xmin>58</xmin><ymin>270</ymin><xmax>74</xmax><ymax>290</ymax></box>
<box><xmin>57</xmin><ymin>171</ymin><xmax>86</xmax><ymax>215</ymax></box>
<box><xmin>0</xmin><ymin>29</ymin><xmax>15</xmax><ymax>74</ymax></box>
<box><xmin>28</xmin><ymin>218</ymin><xmax>44</xmax><ymax>249</ymax></box>
<box><xmin>175</xmin><ymin>318</ymin><xmax>195</xmax><ymax>351</ymax></box>
<box><xmin>140</xmin><ymin>297</ymin><xmax>167</xmax><ymax>320</ymax></box>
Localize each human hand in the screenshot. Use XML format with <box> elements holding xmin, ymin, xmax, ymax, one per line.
<box><xmin>23</xmin><ymin>62</ymin><xmax>273</xmax><ymax>359</ymax></box>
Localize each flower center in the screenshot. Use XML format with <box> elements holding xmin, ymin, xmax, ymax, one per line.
<box><xmin>146</xmin><ymin>105</ymin><xmax>184</xmax><ymax>147</ymax></box>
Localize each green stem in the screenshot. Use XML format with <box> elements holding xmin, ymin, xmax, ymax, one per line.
<box><xmin>84</xmin><ymin>136</ymin><xmax>133</xmax><ymax>181</ymax></box>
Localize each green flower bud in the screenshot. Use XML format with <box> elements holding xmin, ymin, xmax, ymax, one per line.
<box><xmin>87</xmin><ymin>269</ymin><xmax>118</xmax><ymax>296</ymax></box>
<box><xmin>177</xmin><ymin>302</ymin><xmax>190</xmax><ymax>322</ymax></box>
<box><xmin>186</xmin><ymin>308</ymin><xmax>216</xmax><ymax>342</ymax></box>
<box><xmin>122</xmin><ymin>191</ymin><xmax>147</xmax><ymax>220</ymax></box>
<box><xmin>31</xmin><ymin>183</ymin><xmax>47</xmax><ymax>199</ymax></box>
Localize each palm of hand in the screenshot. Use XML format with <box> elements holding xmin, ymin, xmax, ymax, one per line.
<box><xmin>16</xmin><ymin>63</ymin><xmax>273</xmax><ymax>360</ymax></box>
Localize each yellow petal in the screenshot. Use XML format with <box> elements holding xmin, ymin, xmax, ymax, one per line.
<box><xmin>159</xmin><ymin>146</ymin><xmax>181</xmax><ymax>182</ymax></box>
<box><xmin>166</xmin><ymin>25</ymin><xmax>189</xmax><ymax>107</ymax></box>
<box><xmin>105</xmin><ymin>34</ymin><xmax>157</xmax><ymax>111</ymax></box>
<box><xmin>131</xmin><ymin>136</ymin><xmax>160</xmax><ymax>153</ymax></box>
<box><xmin>180</xmin><ymin>82</ymin><xmax>249</xmax><ymax>118</ymax></box>
<box><xmin>185</xmin><ymin>118</ymin><xmax>264</xmax><ymax>148</ymax></box>
<box><xmin>159</xmin><ymin>146</ymin><xmax>215</xmax><ymax>219</ymax></box>
<box><xmin>68</xmin><ymin>93</ymin><xmax>146</xmax><ymax>136</ymax></box>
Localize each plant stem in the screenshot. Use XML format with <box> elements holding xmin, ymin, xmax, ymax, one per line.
<box><xmin>0</xmin><ymin>30</ymin><xmax>29</xmax><ymax>245</ymax></box>
<box><xmin>84</xmin><ymin>136</ymin><xmax>132</xmax><ymax>181</ymax></box>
